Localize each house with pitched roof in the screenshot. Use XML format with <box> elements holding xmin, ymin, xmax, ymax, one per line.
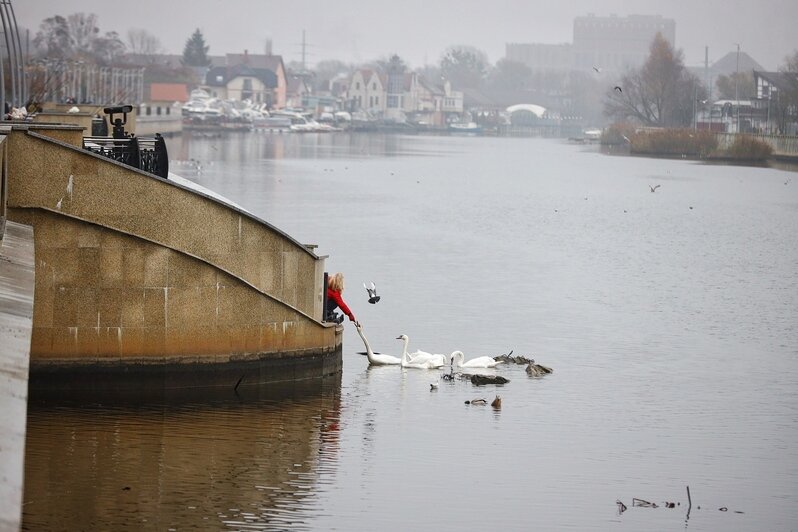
<box><xmin>201</xmin><ymin>51</ymin><xmax>287</xmax><ymax>109</ymax></box>
<box><xmin>346</xmin><ymin>69</ymin><xmax>386</xmax><ymax>114</ymax></box>
<box><xmin>753</xmin><ymin>70</ymin><xmax>798</xmax><ymax>134</ymax></box>
<box><xmin>286</xmin><ymin>76</ymin><xmax>311</xmax><ymax>109</ymax></box>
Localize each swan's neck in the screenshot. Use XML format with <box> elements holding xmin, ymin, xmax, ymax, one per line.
<box><xmin>452</xmin><ymin>351</ymin><xmax>464</xmax><ymax>366</ymax></box>
<box><xmin>400</xmin><ymin>337</ymin><xmax>410</xmax><ymax>365</ymax></box>
<box><xmin>356</xmin><ymin>327</ymin><xmax>376</xmax><ymax>363</ymax></box>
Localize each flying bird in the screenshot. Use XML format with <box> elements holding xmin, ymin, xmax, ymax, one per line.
<box><xmin>649</xmin><ymin>184</ymin><xmax>661</xmax><ymax>193</ymax></box>
<box><xmin>364</xmin><ymin>282</ymin><xmax>380</xmax><ymax>304</ymax></box>
<box><xmin>592</xmin><ymin>66</ymin><xmax>602</xmax><ymax>73</ymax></box>
<box><xmin>614</xmin><ymin>86</ymin><xmax>623</xmax><ymax>93</ymax></box>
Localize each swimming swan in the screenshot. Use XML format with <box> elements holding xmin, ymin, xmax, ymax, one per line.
<box><xmin>356</xmin><ymin>325</ymin><xmax>401</xmax><ymax>365</ymax></box>
<box><xmin>408</xmin><ymin>348</ymin><xmax>448</xmax><ymax>367</ymax></box>
<box><xmin>396</xmin><ymin>335</ymin><xmax>446</xmax><ymax>369</ymax></box>
<box><xmin>450</xmin><ymin>351</ymin><xmax>505</xmax><ymax>368</ymax></box>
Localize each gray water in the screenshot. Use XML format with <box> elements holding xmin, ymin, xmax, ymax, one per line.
<box><xmin>23</xmin><ymin>132</ymin><xmax>798</xmax><ymax>531</ymax></box>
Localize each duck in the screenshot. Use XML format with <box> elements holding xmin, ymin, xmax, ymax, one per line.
<box><xmin>491</xmin><ymin>395</ymin><xmax>502</xmax><ymax>408</ymax></box>
<box><xmin>465</xmin><ymin>398</ymin><xmax>487</xmax><ymax>405</ymax></box>
<box><xmin>450</xmin><ymin>351</ymin><xmax>505</xmax><ymax>368</ymax></box>
<box><xmin>396</xmin><ymin>335</ymin><xmax>445</xmax><ymax>369</ymax></box>
<box><xmin>355</xmin><ymin>324</ymin><xmax>401</xmax><ymax>366</ymax></box>
<box><xmin>526</xmin><ymin>361</ymin><xmax>553</xmax><ymax>377</ymax></box>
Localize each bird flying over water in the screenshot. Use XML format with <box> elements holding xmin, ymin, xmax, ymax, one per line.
<box><xmin>614</xmin><ymin>86</ymin><xmax>623</xmax><ymax>93</ymax></box>
<box><xmin>650</xmin><ymin>184</ymin><xmax>661</xmax><ymax>193</ymax></box>
<box><xmin>593</xmin><ymin>66</ymin><xmax>602</xmax><ymax>73</ymax></box>
<box><xmin>364</xmin><ymin>281</ymin><xmax>380</xmax><ymax>304</ymax></box>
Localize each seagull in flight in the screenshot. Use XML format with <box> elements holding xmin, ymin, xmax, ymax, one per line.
<box><xmin>614</xmin><ymin>86</ymin><xmax>623</xmax><ymax>93</ymax></box>
<box><xmin>364</xmin><ymin>281</ymin><xmax>380</xmax><ymax>304</ymax></box>
<box><xmin>649</xmin><ymin>184</ymin><xmax>661</xmax><ymax>193</ymax></box>
<box><xmin>593</xmin><ymin>66</ymin><xmax>602</xmax><ymax>73</ymax></box>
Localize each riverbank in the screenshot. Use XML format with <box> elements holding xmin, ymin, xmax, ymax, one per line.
<box><xmin>601</xmin><ymin>125</ymin><xmax>798</xmax><ymax>163</ymax></box>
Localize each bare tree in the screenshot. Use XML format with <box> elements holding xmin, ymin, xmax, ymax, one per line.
<box><xmin>440</xmin><ymin>45</ymin><xmax>488</xmax><ymax>89</ymax></box>
<box><xmin>604</xmin><ymin>33</ymin><xmax>704</xmax><ymax>127</ymax></box>
<box><xmin>716</xmin><ymin>72</ymin><xmax>754</xmax><ymax>100</ymax></box>
<box><xmin>772</xmin><ymin>50</ymin><xmax>798</xmax><ymax>134</ymax></box>
<box><xmin>67</xmin><ymin>13</ymin><xmax>100</xmax><ymax>57</ymax></box>
<box><xmin>92</xmin><ymin>31</ymin><xmax>126</xmax><ymax>65</ymax></box>
<box><xmin>127</xmin><ymin>29</ymin><xmax>163</xmax><ymax>60</ymax></box>
<box><xmin>32</xmin><ymin>15</ymin><xmax>73</xmax><ymax>58</ymax></box>
<box><xmin>488</xmin><ymin>59</ymin><xmax>532</xmax><ymax>90</ymax></box>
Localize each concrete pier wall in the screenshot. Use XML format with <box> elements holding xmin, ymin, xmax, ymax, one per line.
<box><xmin>3</xmin><ymin>126</ymin><xmax>340</xmax><ymax>389</ymax></box>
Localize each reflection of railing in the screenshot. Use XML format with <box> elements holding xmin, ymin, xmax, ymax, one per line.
<box><xmin>83</xmin><ymin>133</ymin><xmax>169</xmax><ymax>178</ymax></box>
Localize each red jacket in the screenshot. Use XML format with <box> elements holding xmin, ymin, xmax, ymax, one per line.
<box><xmin>327</xmin><ymin>288</ymin><xmax>355</xmax><ymax>321</ymax></box>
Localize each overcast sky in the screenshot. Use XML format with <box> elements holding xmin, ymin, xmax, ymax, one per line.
<box><xmin>13</xmin><ymin>0</ymin><xmax>798</xmax><ymax>70</ymax></box>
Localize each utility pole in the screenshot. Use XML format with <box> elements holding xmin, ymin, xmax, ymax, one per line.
<box><xmin>734</xmin><ymin>42</ymin><xmax>740</xmax><ymax>133</ymax></box>
<box><xmin>301</xmin><ymin>29</ymin><xmax>306</xmax><ymax>72</ymax></box>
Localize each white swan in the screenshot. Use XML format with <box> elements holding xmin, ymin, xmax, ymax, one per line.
<box><xmin>450</xmin><ymin>351</ymin><xmax>505</xmax><ymax>368</ymax></box>
<box><xmin>408</xmin><ymin>348</ymin><xmax>448</xmax><ymax>367</ymax></box>
<box><xmin>396</xmin><ymin>335</ymin><xmax>445</xmax><ymax>369</ymax></box>
<box><xmin>356</xmin><ymin>325</ymin><xmax>401</xmax><ymax>366</ymax></box>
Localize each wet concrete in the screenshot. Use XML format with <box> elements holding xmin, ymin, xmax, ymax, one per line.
<box><xmin>0</xmin><ymin>221</ymin><xmax>35</xmax><ymax>532</ymax></box>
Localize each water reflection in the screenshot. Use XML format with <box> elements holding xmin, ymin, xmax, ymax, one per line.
<box><xmin>166</xmin><ymin>130</ymin><xmax>456</xmax><ymax>169</ymax></box>
<box><xmin>22</xmin><ymin>376</ymin><xmax>341</xmax><ymax>531</ymax></box>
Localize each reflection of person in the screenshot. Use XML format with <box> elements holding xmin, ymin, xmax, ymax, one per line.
<box><xmin>326</xmin><ymin>273</ymin><xmax>358</xmax><ymax>326</ymax></box>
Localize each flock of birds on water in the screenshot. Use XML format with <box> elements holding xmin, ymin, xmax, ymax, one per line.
<box><xmin>354</xmin><ymin>321</ymin><xmax>552</xmax><ymax>408</ymax></box>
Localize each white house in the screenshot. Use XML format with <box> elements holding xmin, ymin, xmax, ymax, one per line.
<box><xmin>346</xmin><ymin>69</ymin><xmax>386</xmax><ymax>114</ymax></box>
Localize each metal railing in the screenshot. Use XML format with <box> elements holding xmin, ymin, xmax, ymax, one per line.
<box><xmin>82</xmin><ymin>105</ymin><xmax>169</xmax><ymax>178</ymax></box>
<box><xmin>83</xmin><ymin>134</ymin><xmax>169</xmax><ymax>178</ymax></box>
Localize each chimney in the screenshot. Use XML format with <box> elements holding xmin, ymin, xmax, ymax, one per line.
<box><xmin>243</xmin><ymin>49</ymin><xmax>249</xmax><ymax>64</ymax></box>
<box><xmin>265</xmin><ymin>39</ymin><xmax>273</xmax><ymax>56</ymax></box>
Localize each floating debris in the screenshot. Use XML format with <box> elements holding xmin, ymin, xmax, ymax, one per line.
<box><xmin>617</xmin><ymin>486</ymin><xmax>744</xmax><ymax>517</ymax></box>
<box><xmin>493</xmin><ymin>351</ymin><xmax>534</xmax><ymax>365</ymax></box>
<box><xmin>632</xmin><ymin>498</ymin><xmax>658</xmax><ymax>508</ymax></box>
<box><xmin>469</xmin><ymin>374</ymin><xmax>510</xmax><ymax>386</ymax></box>
<box><xmin>526</xmin><ymin>362</ymin><xmax>553</xmax><ymax>377</ymax></box>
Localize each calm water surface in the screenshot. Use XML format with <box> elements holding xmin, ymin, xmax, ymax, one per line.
<box><xmin>24</xmin><ymin>132</ymin><xmax>798</xmax><ymax>531</ymax></box>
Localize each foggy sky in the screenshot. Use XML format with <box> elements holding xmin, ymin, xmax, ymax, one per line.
<box><xmin>13</xmin><ymin>0</ymin><xmax>798</xmax><ymax>70</ymax></box>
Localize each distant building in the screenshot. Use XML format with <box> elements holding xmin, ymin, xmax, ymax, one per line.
<box><xmin>572</xmin><ymin>14</ymin><xmax>675</xmax><ymax>72</ymax></box>
<box><xmin>505</xmin><ymin>14</ymin><xmax>675</xmax><ymax>74</ymax></box>
<box><xmin>201</xmin><ymin>51</ymin><xmax>287</xmax><ymax>108</ymax></box>
<box><xmin>346</xmin><ymin>69</ymin><xmax>386</xmax><ymax>114</ymax></box>
<box><xmin>147</xmin><ymin>83</ymin><xmax>189</xmax><ymax>104</ymax></box>
<box><xmin>505</xmin><ymin>43</ymin><xmax>573</xmax><ymax>72</ymax></box>
<box><xmin>753</xmin><ymin>70</ymin><xmax>798</xmax><ymax>134</ymax></box>
<box><xmin>286</xmin><ymin>76</ymin><xmax>311</xmax><ymax>109</ymax></box>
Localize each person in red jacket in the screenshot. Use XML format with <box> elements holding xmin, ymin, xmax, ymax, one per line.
<box><xmin>326</xmin><ymin>272</ymin><xmax>359</xmax><ymax>326</ymax></box>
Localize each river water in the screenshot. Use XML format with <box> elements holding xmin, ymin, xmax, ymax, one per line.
<box><xmin>23</xmin><ymin>132</ymin><xmax>798</xmax><ymax>531</ymax></box>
